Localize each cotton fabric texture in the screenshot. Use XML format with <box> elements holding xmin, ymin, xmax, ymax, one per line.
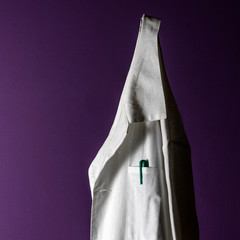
<box><xmin>88</xmin><ymin>14</ymin><xmax>199</xmax><ymax>240</ymax></box>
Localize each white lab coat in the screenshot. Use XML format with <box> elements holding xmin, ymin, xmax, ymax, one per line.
<box><xmin>88</xmin><ymin>14</ymin><xmax>199</xmax><ymax>240</ymax></box>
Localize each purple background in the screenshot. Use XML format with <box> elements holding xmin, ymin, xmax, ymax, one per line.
<box><xmin>0</xmin><ymin>0</ymin><xmax>239</xmax><ymax>239</ymax></box>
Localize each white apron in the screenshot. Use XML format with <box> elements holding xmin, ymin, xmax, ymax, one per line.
<box><xmin>88</xmin><ymin>14</ymin><xmax>199</xmax><ymax>240</ymax></box>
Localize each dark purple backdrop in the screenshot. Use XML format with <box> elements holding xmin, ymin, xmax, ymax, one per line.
<box><xmin>0</xmin><ymin>0</ymin><xmax>239</xmax><ymax>239</ymax></box>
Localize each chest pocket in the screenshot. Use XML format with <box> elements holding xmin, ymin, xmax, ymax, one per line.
<box><xmin>127</xmin><ymin>165</ymin><xmax>162</xmax><ymax>240</ymax></box>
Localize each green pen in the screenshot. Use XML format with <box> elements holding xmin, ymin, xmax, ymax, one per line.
<box><xmin>139</xmin><ymin>159</ymin><xmax>149</xmax><ymax>184</ymax></box>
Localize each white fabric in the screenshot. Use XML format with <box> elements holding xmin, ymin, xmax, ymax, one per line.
<box><xmin>88</xmin><ymin>14</ymin><xmax>199</xmax><ymax>240</ymax></box>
